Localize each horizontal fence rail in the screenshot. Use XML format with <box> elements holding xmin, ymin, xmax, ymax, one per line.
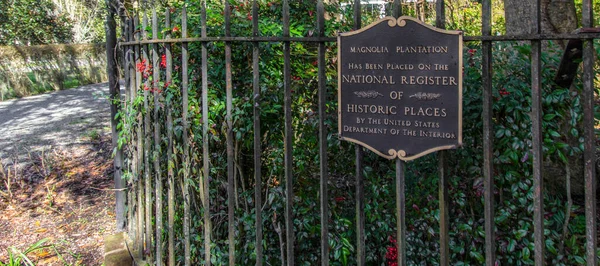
<box><xmin>115</xmin><ymin>1</ymin><xmax>598</xmax><ymax>265</ymax></box>
<box><xmin>120</xmin><ymin>31</ymin><xmax>600</xmax><ymax>45</ymax></box>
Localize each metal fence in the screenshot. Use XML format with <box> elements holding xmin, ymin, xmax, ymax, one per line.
<box><xmin>117</xmin><ymin>0</ymin><xmax>599</xmax><ymax>265</ymax></box>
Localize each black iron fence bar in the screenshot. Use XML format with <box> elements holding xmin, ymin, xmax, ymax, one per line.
<box><xmin>252</xmin><ymin>1</ymin><xmax>263</xmax><ymax>265</ymax></box>
<box><xmin>126</xmin><ymin>17</ymin><xmax>137</xmax><ymax>248</ymax></box>
<box><xmin>133</xmin><ymin>15</ymin><xmax>145</xmax><ymax>260</ymax></box>
<box><xmin>392</xmin><ymin>0</ymin><xmax>401</xmax><ymax>18</ymax></box>
<box><xmin>142</xmin><ymin>14</ymin><xmax>154</xmax><ymax>263</ymax></box>
<box><xmin>481</xmin><ymin>0</ymin><xmax>495</xmax><ymax>265</ymax></box>
<box><xmin>124</xmin><ymin>17</ymin><xmax>133</xmax><ymax>241</ymax></box>
<box><xmin>200</xmin><ymin>2</ymin><xmax>212</xmax><ymax>265</ymax></box>
<box><xmin>317</xmin><ymin>0</ymin><xmax>329</xmax><ymax>265</ymax></box>
<box><xmin>395</xmin><ymin>159</ymin><xmax>407</xmax><ymax>266</ymax></box>
<box><xmin>352</xmin><ymin>1</ymin><xmax>365</xmax><ymax>265</ymax></box>
<box><xmin>164</xmin><ymin>8</ymin><xmax>176</xmax><ymax>266</ymax></box>
<box><xmin>435</xmin><ymin>1</ymin><xmax>449</xmax><ymax>265</ymax></box>
<box><xmin>123</xmin><ymin>17</ymin><xmax>131</xmax><ymax>242</ymax></box>
<box><xmin>582</xmin><ymin>0</ymin><xmax>597</xmax><ymax>265</ymax></box>
<box><xmin>180</xmin><ymin>6</ymin><xmax>191</xmax><ymax>266</ymax></box>
<box><xmin>152</xmin><ymin>10</ymin><xmax>164</xmax><ymax>266</ymax></box>
<box><xmin>436</xmin><ymin>17</ymin><xmax>449</xmax><ymax>266</ymax></box>
<box><xmin>392</xmin><ymin>3</ymin><xmax>408</xmax><ymax>266</ymax></box>
<box><xmin>530</xmin><ymin>0</ymin><xmax>544</xmax><ymax>263</ymax></box>
<box><xmin>282</xmin><ymin>1</ymin><xmax>295</xmax><ymax>265</ymax></box>
<box><xmin>224</xmin><ymin>0</ymin><xmax>236</xmax><ymax>264</ymax></box>
<box><xmin>119</xmin><ymin>31</ymin><xmax>600</xmax><ymax>46</ymax></box>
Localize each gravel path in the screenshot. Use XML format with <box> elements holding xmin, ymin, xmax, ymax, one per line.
<box><xmin>0</xmin><ymin>83</ymin><xmax>114</xmax><ymax>161</ymax></box>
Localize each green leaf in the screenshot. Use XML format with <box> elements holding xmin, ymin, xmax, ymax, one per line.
<box><xmin>557</xmin><ymin>150</ymin><xmax>568</xmax><ymax>164</ymax></box>
<box><xmin>495</xmin><ymin>128</ymin><xmax>505</xmax><ymax>138</ymax></box>
<box><xmin>522</xmin><ymin>246</ymin><xmax>530</xmax><ymax>260</ymax></box>
<box><xmin>508</xmin><ymin>239</ymin><xmax>516</xmax><ymax>252</ymax></box>
<box><xmin>543</xmin><ymin>113</ymin><xmax>557</xmax><ymax>121</ymax></box>
<box><xmin>469</xmin><ymin>250</ymin><xmax>485</xmax><ymax>263</ymax></box>
<box><xmin>549</xmin><ymin>130</ymin><xmax>561</xmax><ymax>138</ymax></box>
<box><xmin>570</xmin><ymin>128</ymin><xmax>579</xmax><ymax>137</ymax></box>
<box><xmin>574</xmin><ymin>255</ymin><xmax>585</xmax><ymax>264</ymax></box>
<box><xmin>546</xmin><ymin>239</ymin><xmax>557</xmax><ymax>255</ymax></box>
<box><xmin>515</xmin><ymin>229</ymin><xmax>528</xmax><ymax>240</ymax></box>
<box><xmin>555</xmin><ymin>142</ymin><xmax>569</xmax><ymax>149</ymax></box>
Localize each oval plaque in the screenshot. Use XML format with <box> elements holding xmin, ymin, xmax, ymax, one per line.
<box><xmin>338</xmin><ymin>16</ymin><xmax>463</xmax><ymax>161</ymax></box>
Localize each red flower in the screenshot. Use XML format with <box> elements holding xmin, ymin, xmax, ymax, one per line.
<box><xmin>173</xmin><ymin>26</ymin><xmax>179</xmax><ymax>32</ymax></box>
<box><xmin>386</xmin><ymin>236</ymin><xmax>398</xmax><ymax>266</ymax></box>
<box><xmin>309</xmin><ymin>10</ymin><xmax>313</xmax><ymax>17</ymax></box>
<box><xmin>334</xmin><ymin>196</ymin><xmax>345</xmax><ymax>202</ymax></box>
<box><xmin>247</xmin><ymin>14</ymin><xmax>252</xmax><ymax>21</ymax></box>
<box><xmin>136</xmin><ymin>59</ymin><xmax>147</xmax><ymax>73</ymax></box>
<box><xmin>143</xmin><ymin>85</ymin><xmax>149</xmax><ymax>91</ymax></box>
<box><xmin>160</xmin><ymin>54</ymin><xmax>167</xmax><ymax>68</ymax></box>
<box><xmin>163</xmin><ymin>81</ymin><xmax>171</xmax><ymax>88</ymax></box>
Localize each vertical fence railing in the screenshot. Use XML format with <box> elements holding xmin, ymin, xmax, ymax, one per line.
<box><xmin>582</xmin><ymin>1</ymin><xmax>597</xmax><ymax>265</ymax></box>
<box><xmin>530</xmin><ymin>0</ymin><xmax>544</xmax><ymax>264</ymax></box>
<box><xmin>116</xmin><ymin>2</ymin><xmax>599</xmax><ymax>265</ymax></box>
<box><xmin>435</xmin><ymin>1</ymin><xmax>449</xmax><ymax>265</ymax></box>
<box><xmin>164</xmin><ymin>8</ymin><xmax>175</xmax><ymax>266</ymax></box>
<box><xmin>125</xmin><ymin>17</ymin><xmax>136</xmax><ymax>243</ymax></box>
<box><xmin>141</xmin><ymin>14</ymin><xmax>154</xmax><ymax>263</ymax></box>
<box><xmin>282</xmin><ymin>1</ymin><xmax>295</xmax><ymax>265</ymax></box>
<box><xmin>317</xmin><ymin>1</ymin><xmax>329</xmax><ymax>265</ymax></box>
<box><xmin>200</xmin><ymin>2</ymin><xmax>212</xmax><ymax>264</ymax></box>
<box><xmin>392</xmin><ymin>2</ymin><xmax>407</xmax><ymax>266</ymax></box>
<box><xmin>352</xmin><ymin>1</ymin><xmax>365</xmax><ymax>265</ymax></box>
<box><xmin>252</xmin><ymin>1</ymin><xmax>263</xmax><ymax>265</ymax></box>
<box><xmin>481</xmin><ymin>0</ymin><xmax>495</xmax><ymax>265</ymax></box>
<box><xmin>223</xmin><ymin>1</ymin><xmax>236</xmax><ymax>265</ymax></box>
<box><xmin>134</xmin><ymin>15</ymin><xmax>145</xmax><ymax>261</ymax></box>
<box><xmin>181</xmin><ymin>6</ymin><xmax>191</xmax><ymax>266</ymax></box>
<box><xmin>151</xmin><ymin>10</ymin><xmax>163</xmax><ymax>265</ymax></box>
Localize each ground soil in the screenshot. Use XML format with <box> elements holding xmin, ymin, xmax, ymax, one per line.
<box><xmin>0</xmin><ymin>137</ymin><xmax>115</xmax><ymax>265</ymax></box>
<box><xmin>0</xmin><ymin>83</ymin><xmax>116</xmax><ymax>265</ymax></box>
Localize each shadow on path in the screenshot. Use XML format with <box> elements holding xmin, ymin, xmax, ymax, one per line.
<box><xmin>0</xmin><ymin>82</ymin><xmax>114</xmax><ymax>160</ymax></box>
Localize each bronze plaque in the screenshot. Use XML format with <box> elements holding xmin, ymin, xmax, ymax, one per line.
<box><xmin>338</xmin><ymin>16</ymin><xmax>463</xmax><ymax>161</ymax></box>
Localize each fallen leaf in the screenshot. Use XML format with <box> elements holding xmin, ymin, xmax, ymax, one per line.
<box><xmin>38</xmin><ymin>255</ymin><xmax>59</xmax><ymax>264</ymax></box>
<box><xmin>33</xmin><ymin>249</ymin><xmax>52</xmax><ymax>259</ymax></box>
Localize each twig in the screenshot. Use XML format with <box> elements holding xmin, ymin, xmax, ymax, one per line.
<box><xmin>559</xmin><ymin>162</ymin><xmax>572</xmax><ymax>255</ymax></box>
<box><xmin>90</xmin><ymin>187</ymin><xmax>128</xmax><ymax>191</ymax></box>
<box><xmin>273</xmin><ymin>213</ymin><xmax>285</xmax><ymax>266</ymax></box>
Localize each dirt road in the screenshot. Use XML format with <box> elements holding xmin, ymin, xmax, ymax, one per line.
<box><xmin>0</xmin><ymin>83</ymin><xmax>118</xmax><ymax>265</ymax></box>
<box><xmin>0</xmin><ymin>82</ymin><xmax>112</xmax><ymax>160</ymax></box>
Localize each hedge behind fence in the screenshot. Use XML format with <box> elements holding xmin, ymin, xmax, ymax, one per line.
<box><xmin>0</xmin><ymin>44</ymin><xmax>108</xmax><ymax>100</ymax></box>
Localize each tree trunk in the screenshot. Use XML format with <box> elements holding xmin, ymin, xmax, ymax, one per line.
<box><xmin>504</xmin><ymin>0</ymin><xmax>577</xmax><ymax>39</ymax></box>
<box><xmin>505</xmin><ymin>0</ymin><xmax>589</xmax><ymax>199</ymax></box>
